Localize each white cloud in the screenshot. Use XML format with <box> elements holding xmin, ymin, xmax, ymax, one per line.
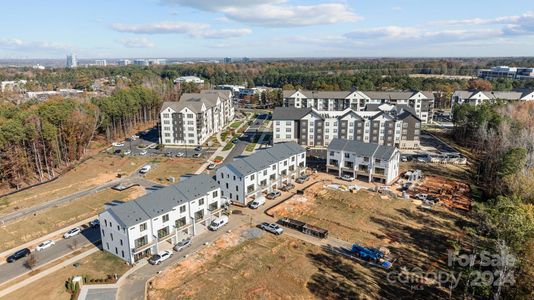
<box><xmin>433</xmin><ymin>11</ymin><xmax>534</xmax><ymax>26</ymax></box>
<box><xmin>111</xmin><ymin>21</ymin><xmax>251</xmax><ymax>39</ymax></box>
<box><xmin>111</xmin><ymin>22</ymin><xmax>208</xmax><ymax>34</ymax></box>
<box><xmin>0</xmin><ymin>38</ymin><xmax>69</xmax><ymax>52</ymax></box>
<box><xmin>118</xmin><ymin>37</ymin><xmax>155</xmax><ymax>48</ymax></box>
<box><xmin>345</xmin><ymin>26</ymin><xmax>420</xmax><ymax>39</ymax></box>
<box><xmin>161</xmin><ymin>0</ymin><xmax>361</xmax><ymax>27</ymax></box>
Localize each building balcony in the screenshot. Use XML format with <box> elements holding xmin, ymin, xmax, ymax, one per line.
<box><xmin>132</xmin><ymin>240</ymin><xmax>156</xmax><ymax>254</ymax></box>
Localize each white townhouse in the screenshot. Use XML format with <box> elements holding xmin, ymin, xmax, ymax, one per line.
<box><xmin>216</xmin><ymin>142</ymin><xmax>306</xmax><ymax>206</ymax></box>
<box><xmin>98</xmin><ymin>174</ymin><xmax>226</xmax><ymax>264</ymax></box>
<box><xmin>272</xmin><ymin>106</ymin><xmax>421</xmax><ymax>149</ymax></box>
<box><xmin>451</xmin><ymin>90</ymin><xmax>534</xmax><ymax>108</ymax></box>
<box><xmin>283</xmin><ymin>90</ymin><xmax>434</xmax><ymax>124</ymax></box>
<box><xmin>326</xmin><ymin>138</ymin><xmax>400</xmax><ymax>185</ymax></box>
<box><xmin>160</xmin><ymin>90</ymin><xmax>235</xmax><ymax>146</ymax></box>
<box><xmin>174</xmin><ymin>76</ymin><xmax>205</xmax><ymax>84</ymax></box>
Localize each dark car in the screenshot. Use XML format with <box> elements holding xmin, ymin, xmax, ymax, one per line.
<box><xmin>114</xmin><ymin>149</ymin><xmax>121</xmax><ymax>155</ymax></box>
<box><xmin>266</xmin><ymin>191</ymin><xmax>281</xmax><ymax>199</ymax></box>
<box><xmin>194</xmin><ymin>146</ymin><xmax>202</xmax><ymax>151</ymax></box>
<box><xmin>7</xmin><ymin>248</ymin><xmax>31</xmax><ymax>263</ymax></box>
<box><xmin>280</xmin><ymin>183</ymin><xmax>295</xmax><ymax>191</ymax></box>
<box><xmin>295</xmin><ymin>175</ymin><xmax>309</xmax><ymax>184</ymax></box>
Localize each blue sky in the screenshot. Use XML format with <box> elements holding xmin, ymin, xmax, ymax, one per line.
<box><xmin>0</xmin><ymin>0</ymin><xmax>533</xmax><ymax>58</ymax></box>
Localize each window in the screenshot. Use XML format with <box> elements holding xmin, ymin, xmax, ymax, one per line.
<box><xmin>187</xmin><ymin>114</ymin><xmax>194</xmax><ymax>118</ymax></box>
<box><xmin>121</xmin><ymin>250</ymin><xmax>125</xmax><ymax>258</ymax></box>
<box><xmin>134</xmin><ymin>236</ymin><xmax>148</xmax><ymax>248</ymax></box>
<box><xmin>120</xmin><ymin>239</ymin><xmax>123</xmax><ymax>246</ymax></box>
<box><xmin>344</xmin><ymin>153</ymin><xmax>350</xmax><ymax>158</ymax></box>
<box><xmin>286</xmin><ymin>128</ymin><xmax>291</xmax><ymax>132</ymax></box>
<box><xmin>250</xmin><ymin>174</ymin><xmax>255</xmax><ymax>180</ymax></box>
<box><xmin>110</xmin><ymin>233</ymin><xmax>114</xmax><ymax>241</ymax></box>
<box><xmin>162</xmin><ymin>214</ymin><xmax>169</xmax><ymax>222</ymax></box>
<box><xmin>140</xmin><ymin>222</ymin><xmax>147</xmax><ymax>232</ymax></box>
<box><xmin>375</xmin><ymin>158</ymin><xmax>381</xmax><ymax>163</ymax></box>
<box><xmin>157</xmin><ymin>226</ymin><xmax>170</xmax><ymax>238</ymax></box>
<box><xmin>164</xmin><ymin>126</ymin><xmax>170</xmax><ymax>131</ymax></box>
<box><xmin>364</xmin><ymin>157</ymin><xmax>369</xmax><ymax>162</ymax></box>
<box><xmin>286</xmin><ymin>121</ymin><xmax>292</xmax><ymax>126</ymax></box>
<box><xmin>286</xmin><ymin>134</ymin><xmax>291</xmax><ymax>139</ymax></box>
<box><xmin>115</xmin><ymin>247</ymin><xmax>118</xmax><ymax>255</ymax></box>
<box><xmin>263</xmin><ymin>170</ymin><xmax>267</xmax><ymax>176</ymax></box>
<box><xmin>176</xmin><ymin>217</ymin><xmax>186</xmax><ymax>228</ymax></box>
<box><xmin>212</xmin><ymin>190</ymin><xmax>218</xmax><ymax>198</ymax></box>
<box><xmin>180</xmin><ymin>205</ymin><xmax>186</xmax><ymax>213</ymax></box>
<box><xmin>247</xmin><ymin>184</ymin><xmax>255</xmax><ymax>194</ymax></box>
<box><xmin>272</xmin><ymin>165</ymin><xmax>276</xmax><ymax>170</ymax></box>
<box><xmin>163</xmin><ymin>113</ymin><xmax>169</xmax><ymax>118</ymax></box>
<box><xmin>163</xmin><ymin>120</ymin><xmax>170</xmax><ymax>125</ymax></box>
<box><xmin>199</xmin><ymin>198</ymin><xmax>205</xmax><ymax>205</ymax></box>
<box><xmin>106</xmin><ymin>243</ymin><xmax>109</xmax><ymax>250</ymax></box>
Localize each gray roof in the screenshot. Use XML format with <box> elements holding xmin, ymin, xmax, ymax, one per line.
<box><xmin>328</xmin><ymin>138</ymin><xmax>398</xmax><ymax>161</ymax></box>
<box><xmin>160</xmin><ymin>90</ymin><xmax>230</xmax><ymax>113</ymax></box>
<box><xmin>363</xmin><ymin>91</ymin><xmax>434</xmax><ymax>100</ymax></box>
<box><xmin>222</xmin><ymin>142</ymin><xmax>305</xmax><ymax>177</ymax></box>
<box><xmin>453</xmin><ymin>90</ymin><xmax>534</xmax><ymax>100</ymax></box>
<box><xmin>284</xmin><ymin>89</ymin><xmax>434</xmax><ymax>100</ymax></box>
<box><xmin>105</xmin><ymin>174</ymin><xmax>218</xmax><ymax>228</ymax></box>
<box><xmin>272</xmin><ymin>107</ymin><xmax>314</xmax><ymax>120</ymax></box>
<box><xmin>283</xmin><ymin>90</ymin><xmax>354</xmax><ymax>99</ymax></box>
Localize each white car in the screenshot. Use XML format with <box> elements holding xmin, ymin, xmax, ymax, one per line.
<box><xmin>139</xmin><ymin>165</ymin><xmax>151</xmax><ymax>174</ymax></box>
<box><xmin>148</xmin><ymin>250</ymin><xmax>172</xmax><ymax>265</ymax></box>
<box><xmin>207</xmin><ymin>163</ymin><xmax>217</xmax><ymax>170</ymax></box>
<box><xmin>123</xmin><ymin>150</ymin><xmax>132</xmax><ymax>155</ymax></box>
<box><xmin>63</xmin><ymin>227</ymin><xmax>81</xmax><ymax>239</ymax></box>
<box><xmin>131</xmin><ymin>135</ymin><xmax>140</xmax><ymax>140</ymax></box>
<box><xmin>339</xmin><ymin>175</ymin><xmax>355</xmax><ymax>182</ymax></box>
<box><xmin>112</xmin><ymin>142</ymin><xmax>125</xmax><ymax>147</ymax></box>
<box><xmin>36</xmin><ymin>240</ymin><xmax>55</xmax><ymax>251</ymax></box>
<box><xmin>259</xmin><ymin>222</ymin><xmax>284</xmax><ymax>235</ymax></box>
<box><xmin>139</xmin><ymin>149</ymin><xmax>148</xmax><ymax>156</ymax></box>
<box><xmin>175</xmin><ymin>152</ymin><xmax>185</xmax><ymax>157</ymax></box>
<box><xmin>415</xmin><ymin>193</ymin><xmax>428</xmax><ymax>201</ymax></box>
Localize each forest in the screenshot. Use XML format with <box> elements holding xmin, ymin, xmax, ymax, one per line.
<box><xmin>452</xmin><ymin>102</ymin><xmax>534</xmax><ymax>298</ymax></box>
<box><xmin>0</xmin><ymin>86</ymin><xmax>163</xmax><ymax>190</ymax></box>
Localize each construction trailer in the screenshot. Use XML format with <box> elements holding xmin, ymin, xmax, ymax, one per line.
<box><xmin>278</xmin><ymin>217</ymin><xmax>329</xmax><ymax>239</ymax></box>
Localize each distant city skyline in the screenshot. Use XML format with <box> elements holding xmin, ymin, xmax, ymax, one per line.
<box><xmin>0</xmin><ymin>0</ymin><xmax>533</xmax><ymax>59</ymax></box>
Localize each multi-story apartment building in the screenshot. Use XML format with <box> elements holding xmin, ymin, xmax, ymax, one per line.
<box><xmin>326</xmin><ymin>138</ymin><xmax>400</xmax><ymax>185</ymax></box>
<box><xmin>283</xmin><ymin>90</ymin><xmax>434</xmax><ymax>123</ymax></box>
<box><xmin>451</xmin><ymin>90</ymin><xmax>534</xmax><ymax>107</ymax></box>
<box><xmin>273</xmin><ymin>106</ymin><xmax>421</xmax><ymax>149</ymax></box>
<box><xmin>98</xmin><ymin>174</ymin><xmax>226</xmax><ymax>264</ymax></box>
<box><xmin>216</xmin><ymin>142</ymin><xmax>306</xmax><ymax>206</ymax></box>
<box><xmin>478</xmin><ymin>66</ymin><xmax>534</xmax><ymax>80</ymax></box>
<box><xmin>160</xmin><ymin>90</ymin><xmax>235</xmax><ymax>146</ymax></box>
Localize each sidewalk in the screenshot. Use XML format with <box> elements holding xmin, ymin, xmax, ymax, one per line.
<box><xmin>0</xmin><ymin>247</ymin><xmax>99</xmax><ymax>298</ymax></box>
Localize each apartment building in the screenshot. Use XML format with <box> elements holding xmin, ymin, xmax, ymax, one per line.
<box><xmin>326</xmin><ymin>139</ymin><xmax>400</xmax><ymax>185</ymax></box>
<box><xmin>98</xmin><ymin>174</ymin><xmax>226</xmax><ymax>264</ymax></box>
<box><xmin>216</xmin><ymin>142</ymin><xmax>306</xmax><ymax>206</ymax></box>
<box><xmin>478</xmin><ymin>66</ymin><xmax>534</xmax><ymax>80</ymax></box>
<box><xmin>272</xmin><ymin>106</ymin><xmax>421</xmax><ymax>149</ymax></box>
<box><xmin>283</xmin><ymin>90</ymin><xmax>434</xmax><ymax>123</ymax></box>
<box><xmin>451</xmin><ymin>90</ymin><xmax>534</xmax><ymax>107</ymax></box>
<box><xmin>174</xmin><ymin>76</ymin><xmax>205</xmax><ymax>84</ymax></box>
<box><xmin>160</xmin><ymin>90</ymin><xmax>235</xmax><ymax>146</ymax></box>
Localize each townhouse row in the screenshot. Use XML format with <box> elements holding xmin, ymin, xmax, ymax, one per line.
<box><xmin>159</xmin><ymin>90</ymin><xmax>235</xmax><ymax>146</ymax></box>
<box><xmin>451</xmin><ymin>90</ymin><xmax>534</xmax><ymax>107</ymax></box>
<box><xmin>99</xmin><ymin>174</ymin><xmax>225</xmax><ymax>264</ymax></box>
<box><xmin>272</xmin><ymin>105</ymin><xmax>421</xmax><ymax>149</ymax></box>
<box><xmin>283</xmin><ymin>90</ymin><xmax>434</xmax><ymax>124</ymax></box>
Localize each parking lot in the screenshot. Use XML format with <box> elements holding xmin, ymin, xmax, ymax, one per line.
<box><xmin>110</xmin><ymin>127</ymin><xmax>216</xmax><ymax>159</ymax></box>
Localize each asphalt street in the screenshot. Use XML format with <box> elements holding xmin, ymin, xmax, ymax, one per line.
<box><xmin>0</xmin><ymin>225</ymin><xmax>101</xmax><ymax>284</ymax></box>
<box><xmin>223</xmin><ymin>114</ymin><xmax>271</xmax><ymax>164</ymax></box>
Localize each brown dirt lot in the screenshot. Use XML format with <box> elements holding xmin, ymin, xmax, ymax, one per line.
<box><xmin>2</xmin><ymin>250</ymin><xmax>131</xmax><ymax>300</ymax></box>
<box><xmin>0</xmin><ymin>186</ymin><xmax>145</xmax><ymax>252</ymax></box>
<box><xmin>143</xmin><ymin>157</ymin><xmax>203</xmax><ymax>184</ymax></box>
<box><xmin>0</xmin><ymin>154</ymin><xmax>151</xmax><ymax>215</ymax></box>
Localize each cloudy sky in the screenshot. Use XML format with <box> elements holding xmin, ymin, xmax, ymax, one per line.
<box><xmin>0</xmin><ymin>0</ymin><xmax>533</xmax><ymax>58</ymax></box>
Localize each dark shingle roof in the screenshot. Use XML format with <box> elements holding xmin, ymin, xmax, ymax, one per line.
<box><xmin>105</xmin><ymin>174</ymin><xmax>218</xmax><ymax>228</ymax></box>
<box><xmin>272</xmin><ymin>107</ymin><xmax>314</xmax><ymax>120</ymax></box>
<box><xmin>328</xmin><ymin>138</ymin><xmax>398</xmax><ymax>161</ymax></box>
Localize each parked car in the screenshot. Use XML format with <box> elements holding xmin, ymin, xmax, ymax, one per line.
<box><xmin>231</xmin><ymin>139</ymin><xmax>239</xmax><ymax>144</ymax></box>
<box><xmin>112</xmin><ymin>184</ymin><xmax>128</xmax><ymax>191</ymax></box>
<box><xmin>266</xmin><ymin>191</ymin><xmax>281</xmax><ymax>199</ymax></box>
<box><xmin>36</xmin><ymin>240</ymin><xmax>55</xmax><ymax>252</ymax></box>
<box><xmin>339</xmin><ymin>175</ymin><xmax>355</xmax><ymax>182</ymax></box>
<box><xmin>139</xmin><ymin>165</ymin><xmax>152</xmax><ymax>174</ymax></box>
<box><xmin>112</xmin><ymin>142</ymin><xmax>124</xmax><ymax>147</ymax></box>
<box><xmin>194</xmin><ymin>146</ymin><xmax>202</xmax><ymax>151</ymax></box>
<box><xmin>259</xmin><ymin>222</ymin><xmax>284</xmax><ymax>235</ymax></box>
<box><xmin>175</xmin><ymin>152</ymin><xmax>185</xmax><ymax>157</ymax></box>
<box><xmin>193</xmin><ymin>153</ymin><xmax>202</xmax><ymax>158</ymax></box>
<box><xmin>114</xmin><ymin>149</ymin><xmax>122</xmax><ymax>155</ymax></box>
<box><xmin>139</xmin><ymin>149</ymin><xmax>148</xmax><ymax>156</ymax></box>
<box><xmin>89</xmin><ymin>219</ymin><xmax>100</xmax><ymax>227</ymax></box>
<box><xmin>173</xmin><ymin>238</ymin><xmax>192</xmax><ymax>252</ymax></box>
<box><xmin>6</xmin><ymin>248</ymin><xmax>31</xmax><ymax>263</ymax></box>
<box><xmin>123</xmin><ymin>150</ymin><xmax>132</xmax><ymax>155</ymax></box>
<box><xmin>208</xmin><ymin>215</ymin><xmax>229</xmax><ymax>231</ymax></box>
<box><xmin>415</xmin><ymin>193</ymin><xmax>428</xmax><ymax>201</ymax></box>
<box><xmin>131</xmin><ymin>135</ymin><xmax>140</xmax><ymax>140</ymax></box>
<box><xmin>63</xmin><ymin>227</ymin><xmax>81</xmax><ymax>239</ymax></box>
<box><xmin>207</xmin><ymin>163</ymin><xmax>217</xmax><ymax>170</ymax></box>
<box><xmin>280</xmin><ymin>183</ymin><xmax>295</xmax><ymax>191</ymax></box>
<box><xmin>148</xmin><ymin>250</ymin><xmax>173</xmax><ymax>265</ymax></box>
<box><xmin>249</xmin><ymin>196</ymin><xmax>266</xmax><ymax>209</ymax></box>
<box><xmin>295</xmin><ymin>175</ymin><xmax>309</xmax><ymax>184</ymax></box>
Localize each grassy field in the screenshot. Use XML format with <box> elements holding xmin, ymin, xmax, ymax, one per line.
<box><xmin>244</xmin><ymin>143</ymin><xmax>256</xmax><ymax>152</ymax></box>
<box><xmin>0</xmin><ymin>154</ymin><xmax>151</xmax><ymax>215</ymax></box>
<box><xmin>143</xmin><ymin>157</ymin><xmax>202</xmax><ymax>183</ymax></box>
<box><xmin>0</xmin><ymin>186</ymin><xmax>144</xmax><ymax>252</ymax></box>
<box><xmin>2</xmin><ymin>250</ymin><xmax>130</xmax><ymax>300</ymax></box>
<box><xmin>222</xmin><ymin>143</ymin><xmax>234</xmax><ymax>151</ymax></box>
<box><xmin>229</xmin><ymin>120</ymin><xmax>242</xmax><ymax>129</ymax></box>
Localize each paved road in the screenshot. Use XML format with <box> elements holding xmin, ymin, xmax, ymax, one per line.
<box><xmin>0</xmin><ymin>226</ymin><xmax>101</xmax><ymax>284</ymax></box>
<box><xmin>223</xmin><ymin>114</ymin><xmax>269</xmax><ymax>164</ymax></box>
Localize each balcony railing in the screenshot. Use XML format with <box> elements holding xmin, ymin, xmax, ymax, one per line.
<box><xmin>132</xmin><ymin>240</ymin><xmax>156</xmax><ymax>253</ymax></box>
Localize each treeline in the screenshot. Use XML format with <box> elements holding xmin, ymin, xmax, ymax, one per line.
<box><xmin>93</xmin><ymin>86</ymin><xmax>162</xmax><ymax>141</ymax></box>
<box><xmin>0</xmin><ymin>86</ymin><xmax>162</xmax><ymax>189</ymax></box>
<box><xmin>451</xmin><ymin>102</ymin><xmax>534</xmax><ymax>298</ymax></box>
<box><xmin>0</xmin><ymin>99</ymin><xmax>98</xmax><ymax>189</ymax></box>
